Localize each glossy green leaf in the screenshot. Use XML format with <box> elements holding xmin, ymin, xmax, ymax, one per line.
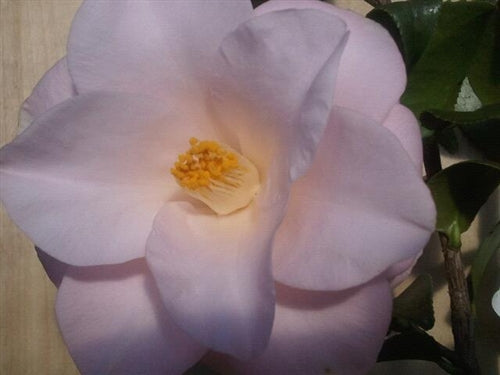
<box><xmin>367</xmin><ymin>0</ymin><xmax>442</xmax><ymax>69</ymax></box>
<box><xmin>377</xmin><ymin>331</ymin><xmax>463</xmax><ymax>374</ymax></box>
<box><xmin>251</xmin><ymin>0</ymin><xmax>327</xmax><ymax>8</ymax></box>
<box><xmin>436</xmin><ymin>127</ymin><xmax>459</xmax><ymax>155</ymax></box>
<box><xmin>427</xmin><ymin>161</ymin><xmax>500</xmax><ymax>249</ymax></box>
<box><xmin>468</xmin><ymin>7</ymin><xmax>500</xmax><ymax>105</ymax></box>
<box><xmin>184</xmin><ymin>362</ymin><xmax>220</xmax><ymax>375</ymax></box>
<box><xmin>392</xmin><ymin>274</ymin><xmax>435</xmax><ymax>331</ymax></box>
<box><xmin>401</xmin><ymin>2</ymin><xmax>495</xmax><ymax>117</ymax></box>
<box><xmin>421</xmin><ymin>104</ymin><xmax>500</xmax><ymax>161</ymax></box>
<box><xmin>251</xmin><ymin>0</ymin><xmax>267</xmax><ymax>8</ymax></box>
<box><xmin>470</xmin><ymin>221</ymin><xmax>500</xmax><ymax>308</ymax></box>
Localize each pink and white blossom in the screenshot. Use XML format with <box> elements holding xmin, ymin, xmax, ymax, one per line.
<box><xmin>0</xmin><ymin>1</ymin><xmax>435</xmax><ymax>374</ymax></box>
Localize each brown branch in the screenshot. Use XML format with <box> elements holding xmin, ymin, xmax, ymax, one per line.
<box><xmin>423</xmin><ymin>140</ymin><xmax>481</xmax><ymax>374</ymax></box>
<box><xmin>440</xmin><ymin>235</ymin><xmax>481</xmax><ymax>375</ymax></box>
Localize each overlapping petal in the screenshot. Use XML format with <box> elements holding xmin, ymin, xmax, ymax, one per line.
<box><xmin>56</xmin><ymin>260</ymin><xmax>206</xmax><ymax>375</ymax></box>
<box><xmin>206</xmin><ymin>278</ymin><xmax>392</xmax><ymax>375</ymax></box>
<box><xmin>255</xmin><ymin>0</ymin><xmax>406</xmax><ymax>123</ymax></box>
<box><xmin>146</xmin><ymin>197</ymin><xmax>285</xmax><ymax>360</ymax></box>
<box><xmin>68</xmin><ymin>0</ymin><xmax>252</xmax><ymax>99</ymax></box>
<box><xmin>382</xmin><ymin>104</ymin><xmax>423</xmax><ymax>170</ymax></box>
<box><xmin>19</xmin><ymin>57</ymin><xmax>76</xmax><ymax>132</ymax></box>
<box><xmin>385</xmin><ymin>253</ymin><xmax>421</xmax><ymax>287</ymax></box>
<box><xmin>273</xmin><ymin>106</ymin><xmax>435</xmax><ymax>290</ymax></box>
<box><xmin>210</xmin><ymin>7</ymin><xmax>347</xmax><ymax>182</ymax></box>
<box><xmin>1</xmin><ymin>92</ymin><xmax>216</xmax><ymax>266</ymax></box>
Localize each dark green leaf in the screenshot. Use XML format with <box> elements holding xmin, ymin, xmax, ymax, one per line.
<box><xmin>250</xmin><ymin>0</ymin><xmax>267</xmax><ymax>8</ymax></box>
<box><xmin>468</xmin><ymin>7</ymin><xmax>500</xmax><ymax>105</ymax></box>
<box><xmin>251</xmin><ymin>0</ymin><xmax>327</xmax><ymax>8</ymax></box>
<box><xmin>184</xmin><ymin>362</ymin><xmax>220</xmax><ymax>375</ymax></box>
<box><xmin>392</xmin><ymin>274</ymin><xmax>435</xmax><ymax>331</ymax></box>
<box><xmin>367</xmin><ymin>0</ymin><xmax>442</xmax><ymax>69</ymax></box>
<box><xmin>377</xmin><ymin>331</ymin><xmax>463</xmax><ymax>374</ymax></box>
<box><xmin>427</xmin><ymin>161</ymin><xmax>500</xmax><ymax>249</ymax></box>
<box><xmin>401</xmin><ymin>2</ymin><xmax>495</xmax><ymax>117</ymax></box>
<box><xmin>422</xmin><ymin>104</ymin><xmax>500</xmax><ymax>131</ymax></box>
<box><xmin>436</xmin><ymin>127</ymin><xmax>459</xmax><ymax>155</ymax></box>
<box><xmin>470</xmin><ymin>221</ymin><xmax>500</xmax><ymax>309</ymax></box>
<box><xmin>421</xmin><ymin>104</ymin><xmax>500</xmax><ymax>162</ymax></box>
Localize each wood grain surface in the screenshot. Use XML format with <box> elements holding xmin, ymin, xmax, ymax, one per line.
<box><xmin>0</xmin><ymin>1</ymin><xmax>497</xmax><ymax>375</ymax></box>
<box><xmin>1</xmin><ymin>2</ymin><xmax>81</xmax><ymax>373</ymax></box>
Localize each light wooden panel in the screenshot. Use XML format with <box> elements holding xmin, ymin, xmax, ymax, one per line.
<box><xmin>1</xmin><ymin>1</ymin><xmax>81</xmax><ymax>374</ymax></box>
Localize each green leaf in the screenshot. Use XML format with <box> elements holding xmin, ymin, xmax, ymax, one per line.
<box><xmin>468</xmin><ymin>7</ymin><xmax>500</xmax><ymax>105</ymax></box>
<box><xmin>377</xmin><ymin>331</ymin><xmax>463</xmax><ymax>374</ymax></box>
<box><xmin>470</xmin><ymin>221</ymin><xmax>500</xmax><ymax>308</ymax></box>
<box><xmin>401</xmin><ymin>2</ymin><xmax>495</xmax><ymax>117</ymax></box>
<box><xmin>436</xmin><ymin>127</ymin><xmax>459</xmax><ymax>155</ymax></box>
<box><xmin>367</xmin><ymin>0</ymin><xmax>442</xmax><ymax>70</ymax></box>
<box><xmin>250</xmin><ymin>0</ymin><xmax>267</xmax><ymax>8</ymax></box>
<box><xmin>184</xmin><ymin>362</ymin><xmax>220</xmax><ymax>375</ymax></box>
<box><xmin>421</xmin><ymin>104</ymin><xmax>500</xmax><ymax>162</ymax></box>
<box><xmin>427</xmin><ymin>161</ymin><xmax>500</xmax><ymax>249</ymax></box>
<box><xmin>392</xmin><ymin>274</ymin><xmax>435</xmax><ymax>331</ymax></box>
<box><xmin>251</xmin><ymin>0</ymin><xmax>327</xmax><ymax>8</ymax></box>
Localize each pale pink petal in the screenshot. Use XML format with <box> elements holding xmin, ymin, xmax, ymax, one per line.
<box><xmin>210</xmin><ymin>8</ymin><xmax>347</xmax><ymax>181</ymax></box>
<box><xmin>19</xmin><ymin>57</ymin><xmax>76</xmax><ymax>132</ymax></box>
<box><xmin>68</xmin><ymin>0</ymin><xmax>252</xmax><ymax>98</ymax></box>
<box><xmin>255</xmin><ymin>0</ymin><xmax>406</xmax><ymax>122</ymax></box>
<box><xmin>56</xmin><ymin>260</ymin><xmax>206</xmax><ymax>375</ymax></box>
<box><xmin>382</xmin><ymin>104</ymin><xmax>423</xmax><ymax>170</ymax></box>
<box><xmin>0</xmin><ymin>92</ymin><xmax>215</xmax><ymax>266</ymax></box>
<box><xmin>146</xmin><ymin>197</ymin><xmax>287</xmax><ymax>360</ymax></box>
<box><xmin>205</xmin><ymin>279</ymin><xmax>392</xmax><ymax>375</ymax></box>
<box><xmin>273</xmin><ymin>107</ymin><xmax>436</xmax><ymax>290</ymax></box>
<box><xmin>386</xmin><ymin>252</ymin><xmax>421</xmax><ymax>288</ymax></box>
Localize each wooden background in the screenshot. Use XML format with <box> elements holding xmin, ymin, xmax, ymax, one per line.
<box><xmin>1</xmin><ymin>1</ymin><xmax>498</xmax><ymax>374</ymax></box>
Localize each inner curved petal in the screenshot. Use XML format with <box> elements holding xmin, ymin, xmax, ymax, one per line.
<box><xmin>209</xmin><ymin>7</ymin><xmax>348</xmax><ymax>183</ymax></box>
<box><xmin>255</xmin><ymin>0</ymin><xmax>407</xmax><ymax>123</ymax></box>
<box><xmin>272</xmin><ymin>107</ymin><xmax>435</xmax><ymax>290</ymax></box>
<box><xmin>145</xmin><ymin>191</ymin><xmax>288</xmax><ymax>360</ymax></box>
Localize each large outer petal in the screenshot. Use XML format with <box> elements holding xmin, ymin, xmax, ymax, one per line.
<box><xmin>273</xmin><ymin>107</ymin><xmax>436</xmax><ymax>290</ymax></box>
<box><xmin>210</xmin><ymin>8</ymin><xmax>347</xmax><ymax>182</ymax></box>
<box><xmin>385</xmin><ymin>253</ymin><xmax>421</xmax><ymax>288</ymax></box>
<box><xmin>255</xmin><ymin>0</ymin><xmax>406</xmax><ymax>123</ymax></box>
<box><xmin>67</xmin><ymin>0</ymin><xmax>252</xmax><ymax>98</ymax></box>
<box><xmin>0</xmin><ymin>92</ymin><xmax>215</xmax><ymax>266</ymax></box>
<box><xmin>56</xmin><ymin>260</ymin><xmax>206</xmax><ymax>375</ymax></box>
<box><xmin>382</xmin><ymin>104</ymin><xmax>423</xmax><ymax>170</ymax></box>
<box><xmin>205</xmin><ymin>279</ymin><xmax>393</xmax><ymax>375</ymax></box>
<box><xmin>19</xmin><ymin>57</ymin><xmax>76</xmax><ymax>132</ymax></box>
<box><xmin>146</xmin><ymin>198</ymin><xmax>285</xmax><ymax>360</ymax></box>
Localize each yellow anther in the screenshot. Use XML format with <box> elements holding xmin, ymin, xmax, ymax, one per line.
<box><xmin>171</xmin><ymin>138</ymin><xmax>260</xmax><ymax>215</ymax></box>
<box><xmin>171</xmin><ymin>138</ymin><xmax>240</xmax><ymax>190</ymax></box>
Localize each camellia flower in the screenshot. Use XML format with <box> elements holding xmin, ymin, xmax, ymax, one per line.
<box><xmin>0</xmin><ymin>0</ymin><xmax>436</xmax><ymax>374</ymax></box>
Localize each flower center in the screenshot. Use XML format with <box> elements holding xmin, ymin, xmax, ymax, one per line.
<box><xmin>171</xmin><ymin>137</ymin><xmax>260</xmax><ymax>215</ymax></box>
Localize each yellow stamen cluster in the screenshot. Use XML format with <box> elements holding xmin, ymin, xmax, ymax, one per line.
<box><xmin>171</xmin><ymin>137</ymin><xmax>239</xmax><ymax>190</ymax></box>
